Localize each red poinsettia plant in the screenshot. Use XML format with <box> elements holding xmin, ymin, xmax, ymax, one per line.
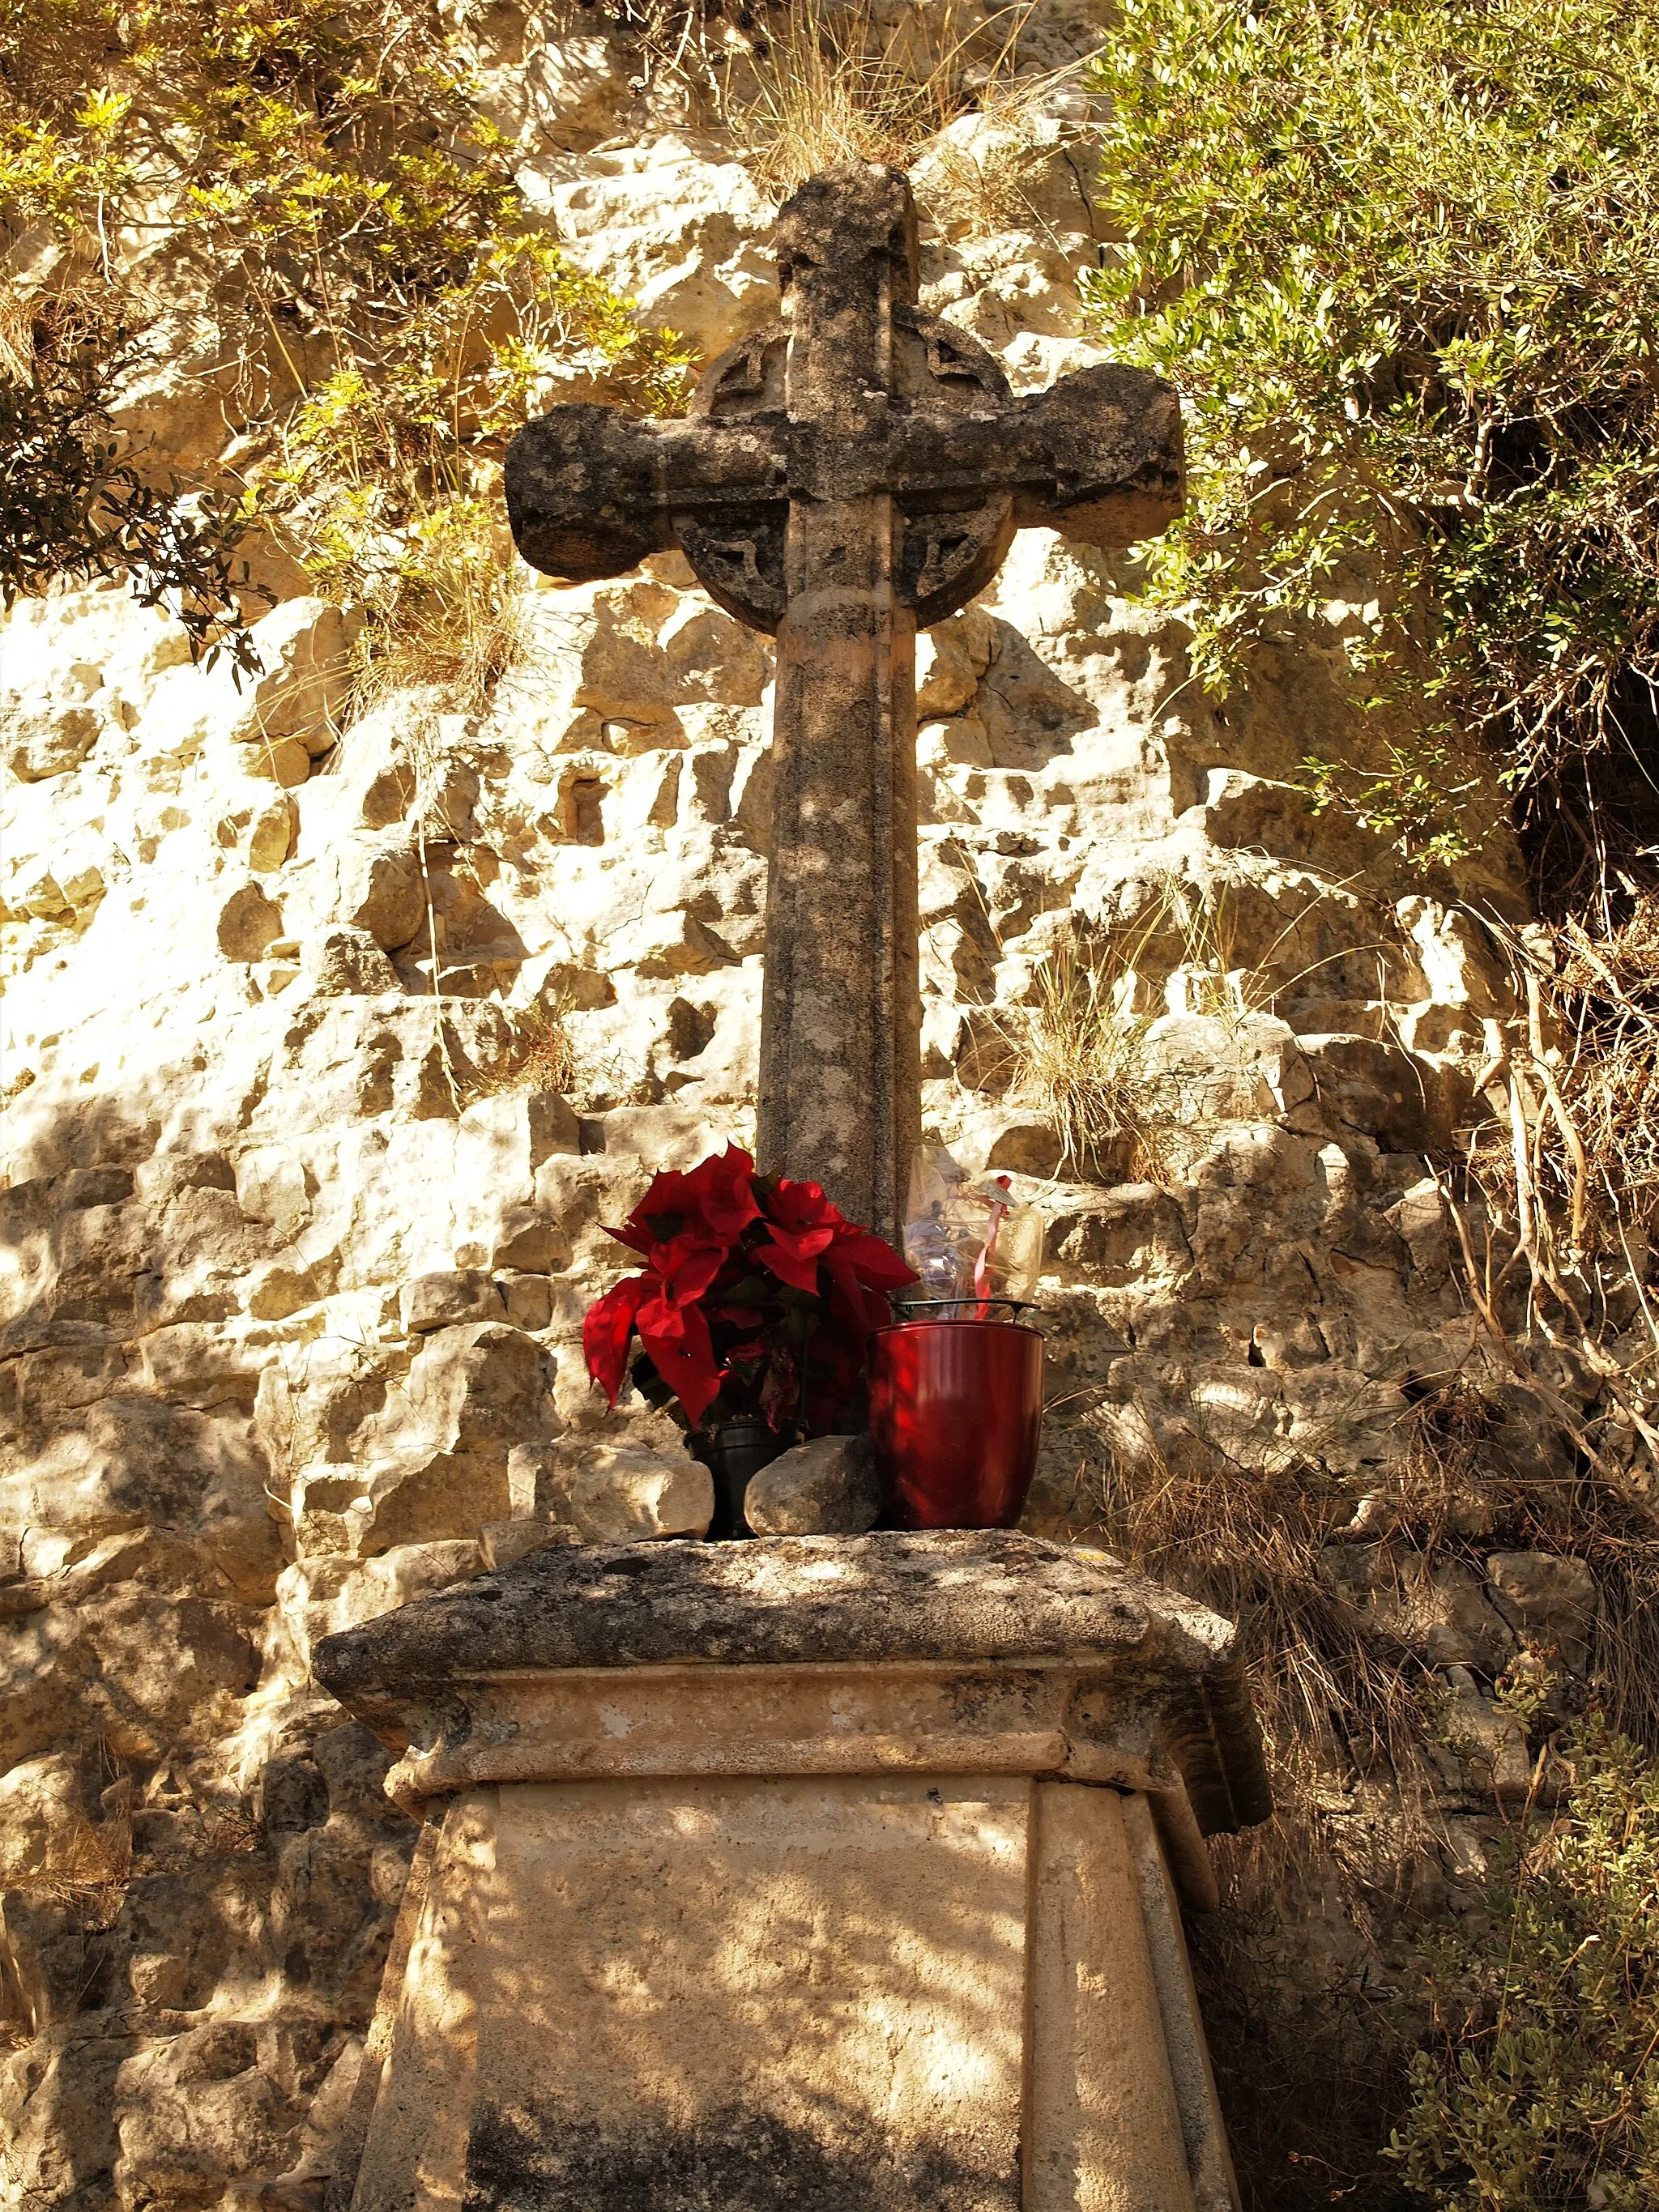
<box><xmin>582</xmin><ymin>1145</ymin><xmax>915</xmax><ymax>1436</ymax></box>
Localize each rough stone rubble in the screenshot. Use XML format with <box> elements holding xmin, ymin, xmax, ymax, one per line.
<box><xmin>0</xmin><ymin>10</ymin><xmax>1613</xmax><ymax>2204</ymax></box>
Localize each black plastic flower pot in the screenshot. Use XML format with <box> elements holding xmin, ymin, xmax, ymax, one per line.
<box><xmin>686</xmin><ymin>1420</ymin><xmax>791</xmax><ymax>1540</ymax></box>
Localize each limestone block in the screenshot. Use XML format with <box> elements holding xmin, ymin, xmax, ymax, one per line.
<box><xmin>235</xmin><ymin>1145</ymin><xmax>311</xmax><ymax>1241</ymax></box>
<box><xmin>500</xmin><ymin>1272</ymin><xmax>554</xmax><ymax>1332</ymax></box>
<box><xmin>488</xmin><ymin>1207</ymin><xmax>569</xmax><ymax>1275</ymax></box>
<box><xmin>245</xmin><ymin>1258</ymin><xmax>324</xmax><ymax>1321</ymax></box>
<box><xmin>659</xmin><ymin>601</ymin><xmax>772</xmax><ymax>705</ymax></box>
<box><xmin>2</xmin><ymin>1889</ymin><xmax>109</xmax><ymax>2039</ymax></box>
<box><xmin>1386</xmin><ymin>1178</ymin><xmax>1454</xmax><ymax>1286</ymax></box>
<box><xmin>246</xmin><ymin>794</ymin><xmax>295</xmax><ymax>871</ymax></box>
<box><xmin>275</xmin><ymin>1541</ymin><xmax>484</xmax><ymax>1667</ymax></box>
<box><xmin>612</xmin><ymin>907</ymin><xmax>736</xmax><ymax>978</ymax></box>
<box><xmin>1300</xmin><ymin>1033</ymin><xmax>1448</xmax><ymax>1151</ymax></box>
<box><xmin>314</xmin><ymin>1536</ymin><xmax>1265</xmax><ymax>2209</ymax></box>
<box><xmin>517</xmin><ymin>143</ymin><xmax>778</xmax><ymax>356</ymax></box>
<box><xmin>514</xmin><ymin>32</ymin><xmax>629</xmax><ymax>145</ymax></box>
<box><xmin>16</xmin><ymin>866</ymin><xmax>72</xmax><ymax>921</ymax></box>
<box><xmin>1202</xmin><ymin>768</ymin><xmax>1340</xmax><ymax>859</ymax></box>
<box><xmin>0</xmin><ymin>1399</ymin><xmax>280</xmax><ymax>1603</ymax></box>
<box><xmin>134</xmin><ymin>1323</ymin><xmax>262</xmax><ymax>1409</ymax></box>
<box><xmin>953</xmin><ymin>1106</ymin><xmax>1065</xmax><ymax>1179</ymax></box>
<box><xmin>537</xmin><ymin>1440</ymin><xmax>714</xmax><ymax>1543</ymax></box>
<box><xmin>400</xmin><ymin>1271</ymin><xmax>505</xmax><ymax>1335</ymax></box>
<box><xmin>245</xmin><ymin>734</ymin><xmax>313</xmax><ymax>787</ymax></box>
<box><xmin>0</xmin><ymin>2010</ymin><xmax>125</xmax><ymax>2200</ymax></box>
<box><xmin>3</xmin><ymin>697</ymin><xmax>103</xmax><ymax>782</ymax></box>
<box><xmin>115</xmin><ymin>1861</ymin><xmax>273</xmax><ymax>2010</ymax></box>
<box><xmin>305</xmin><ymin>924</ymin><xmax>400</xmax><ymax>995</ymax></box>
<box><xmin>293</xmin><ymin>699</ymin><xmax>416</xmax><ymax>831</ymax></box>
<box><xmin>1321</xmin><ymin>1545</ymin><xmax>1516</xmax><ymax>1675</ymax></box>
<box><xmin>113</xmin><ymin>2025</ymin><xmax>305</xmax><ymax>2204</ymax></box>
<box><xmin>401</xmin><ymin>1774</ymin><xmax>1034</xmax><ymax>2205</ymax></box>
<box><xmin>456</xmin><ymin>1089</ymin><xmax>581</xmax><ymax>1208</ymax></box>
<box><xmin>1397</xmin><ymin>894</ymin><xmax>1509</xmax><ymax>1022</ymax></box>
<box><xmin>915</xmin><ymin>607</ymin><xmax>995</xmax><ymax>718</ymax></box>
<box><xmin>744</xmin><ymin>1434</ymin><xmax>881</xmax><ymax>1537</ymax></box>
<box><xmin>237</xmin><ymin>595</ymin><xmax>356</xmax><ymax>756</ymax></box>
<box><xmin>1141</xmin><ymin>1012</ymin><xmax>1301</xmax><ymax>1122</ymax></box>
<box><xmin>1485</xmin><ymin>1551</ymin><xmax>1597</xmax><ymax>1669</ymax></box>
<box><xmin>333</xmin><ymin>836</ymin><xmax>427</xmax><ymax>950</ymax></box>
<box><xmin>399</xmin><ymin>1322</ymin><xmax>557</xmax><ymax>1454</ymax></box>
<box><xmin>217</xmin><ymin>880</ymin><xmax>285</xmax><ymax>962</ymax></box>
<box><xmin>360</xmin><ymin>1448</ymin><xmax>513</xmax><ymax>1555</ymax></box>
<box><xmin>480</xmin><ymin>1517</ymin><xmax>575</xmax><ymax>1571</ymax></box>
<box><xmin>919</xmin><ymin>714</ymin><xmax>995</xmax><ymax>769</ymax></box>
<box><xmin>585</xmin><ymin>1102</ymin><xmax>753</xmax><ymax>1175</ymax></box>
<box><xmin>0</xmin><ymin>1753</ymin><xmax>91</xmax><ymax>1884</ymax></box>
<box><xmin>1044</xmin><ymin>1184</ymin><xmax>1193</xmax><ymax>1289</ymax></box>
<box><xmin>0</xmin><ymin>1588</ymin><xmax>259</xmax><ymax>1768</ymax></box>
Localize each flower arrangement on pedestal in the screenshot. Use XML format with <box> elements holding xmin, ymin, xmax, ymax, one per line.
<box><xmin>582</xmin><ymin>1145</ymin><xmax>915</xmax><ymax>1439</ymax></box>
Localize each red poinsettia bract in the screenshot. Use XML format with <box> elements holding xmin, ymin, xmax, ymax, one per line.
<box><xmin>582</xmin><ymin>1145</ymin><xmax>915</xmax><ymax>1433</ymax></box>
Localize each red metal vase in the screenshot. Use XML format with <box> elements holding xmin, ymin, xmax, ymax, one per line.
<box><xmin>868</xmin><ymin>1319</ymin><xmax>1045</xmax><ymax>1531</ymax></box>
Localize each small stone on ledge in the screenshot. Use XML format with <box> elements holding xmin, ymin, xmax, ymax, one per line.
<box><xmin>744</xmin><ymin>1433</ymin><xmax>881</xmax><ymax>1536</ymax></box>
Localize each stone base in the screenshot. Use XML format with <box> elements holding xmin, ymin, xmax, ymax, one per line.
<box><xmin>318</xmin><ymin>1534</ymin><xmax>1266</xmax><ymax>2210</ymax></box>
<box><xmin>344</xmin><ymin>1772</ymin><xmax>1235</xmax><ymax>2211</ymax></box>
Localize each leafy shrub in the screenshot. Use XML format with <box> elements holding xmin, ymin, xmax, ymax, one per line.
<box><xmin>0</xmin><ymin>283</ymin><xmax>261</xmax><ymax>670</ymax></box>
<box><xmin>1390</xmin><ymin>1724</ymin><xmax>1659</xmax><ymax>2209</ymax></box>
<box><xmin>1083</xmin><ymin>0</ymin><xmax>1659</xmax><ymax>897</ymax></box>
<box><xmin>0</xmin><ymin>0</ymin><xmax>692</xmax><ymax>694</ymax></box>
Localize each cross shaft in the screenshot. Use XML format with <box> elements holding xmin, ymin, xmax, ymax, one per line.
<box><xmin>507</xmin><ymin>164</ymin><xmax>1183</xmax><ymax>1241</ymax></box>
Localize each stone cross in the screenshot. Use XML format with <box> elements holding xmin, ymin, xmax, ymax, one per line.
<box><xmin>506</xmin><ymin>164</ymin><xmax>1183</xmax><ymax>1240</ymax></box>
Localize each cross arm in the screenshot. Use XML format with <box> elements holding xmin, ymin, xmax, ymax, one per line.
<box><xmin>505</xmin><ymin>403</ymin><xmax>787</xmax><ymax>584</ymax></box>
<box><xmin>1005</xmin><ymin>364</ymin><xmax>1184</xmax><ymax>549</ymax></box>
<box><xmin>868</xmin><ymin>363</ymin><xmax>1183</xmax><ymax>543</ymax></box>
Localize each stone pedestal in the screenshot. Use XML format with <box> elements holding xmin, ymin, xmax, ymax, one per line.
<box><xmin>313</xmin><ymin>1532</ymin><xmax>1269</xmax><ymax>2212</ymax></box>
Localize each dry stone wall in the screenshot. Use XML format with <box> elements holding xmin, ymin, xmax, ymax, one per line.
<box><xmin>0</xmin><ymin>13</ymin><xmax>1612</xmax><ymax>2206</ymax></box>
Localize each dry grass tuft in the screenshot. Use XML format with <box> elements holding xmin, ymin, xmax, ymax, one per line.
<box><xmin>1060</xmin><ymin>1430</ymin><xmax>1427</xmax><ymax>1828</ymax></box>
<box><xmin>923</xmin><ymin>128</ymin><xmax>1055</xmax><ymax>237</ymax></box>
<box><xmin>462</xmin><ymin>999</ymin><xmax>583</xmax><ymax>1106</ymax></box>
<box><xmin>992</xmin><ymin>874</ymin><xmax>1291</xmax><ymax>1183</ymax></box>
<box><xmin>11</xmin><ymin>1818</ymin><xmax>133</xmax><ymax>1919</ymax></box>
<box><xmin>1457</xmin><ymin>895</ymin><xmax>1659</xmax><ymax>1263</ymax></box>
<box><xmin>1551</xmin><ymin>893</ymin><xmax>1659</xmax><ymax>1239</ymax></box>
<box><xmin>1002</xmin><ymin>930</ymin><xmax>1182</xmax><ymax>1184</ymax></box>
<box><xmin>346</xmin><ymin>500</ymin><xmax>536</xmax><ymax>729</ymax></box>
<box><xmin>719</xmin><ymin>0</ymin><xmax>1037</xmax><ymax>201</ymax></box>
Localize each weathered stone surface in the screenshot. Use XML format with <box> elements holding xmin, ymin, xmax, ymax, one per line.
<box><xmin>0</xmin><ymin>1752</ymin><xmax>92</xmax><ymax>1884</ymax></box>
<box><xmin>307</xmin><ymin>923</ymin><xmax>400</xmax><ymax>995</ymax></box>
<box><xmin>216</xmin><ymin>879</ymin><xmax>285</xmax><ymax>961</ymax></box>
<box><xmin>313</xmin><ymin>1531</ymin><xmax>1269</xmax><ymax>1842</ymax></box>
<box><xmin>0</xmin><ymin>44</ymin><xmax>1570</xmax><ymax>2210</ymax></box>
<box><xmin>507</xmin><ymin>163</ymin><xmax>1182</xmax><ymax>1238</ymax></box>
<box><xmin>321</xmin><ymin>1525</ymin><xmax>1255</xmax><ymax>2212</ymax></box>
<box><xmin>399</xmin><ymin>1269</ymin><xmax>505</xmax><ymax>1334</ymax></box>
<box><xmin>743</xmin><ymin>1433</ymin><xmax>881</xmax><ymax>1536</ymax></box>
<box><xmin>1322</xmin><ymin>1544</ymin><xmax>1517</xmax><ymax>1676</ymax></box>
<box><xmin>330</xmin><ymin>837</ymin><xmax>426</xmax><ymax>949</ymax></box>
<box><xmin>1485</xmin><ymin>1550</ymin><xmax>1598</xmax><ymax>1669</ymax></box>
<box><xmin>479</xmin><ymin>1516</ymin><xmax>574</xmax><ymax>1571</ymax></box>
<box><xmin>318</xmin><ymin>1529</ymin><xmax>1184</xmax><ymax>1678</ymax></box>
<box><xmin>535</xmin><ymin>1439</ymin><xmax>716</xmax><ymax>1544</ymax></box>
<box><xmin>3</xmin><ymin>694</ymin><xmax>103</xmax><ymax>782</ymax></box>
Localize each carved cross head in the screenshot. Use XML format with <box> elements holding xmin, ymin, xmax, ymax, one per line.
<box><xmin>505</xmin><ymin>163</ymin><xmax>1183</xmax><ymax>632</ymax></box>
